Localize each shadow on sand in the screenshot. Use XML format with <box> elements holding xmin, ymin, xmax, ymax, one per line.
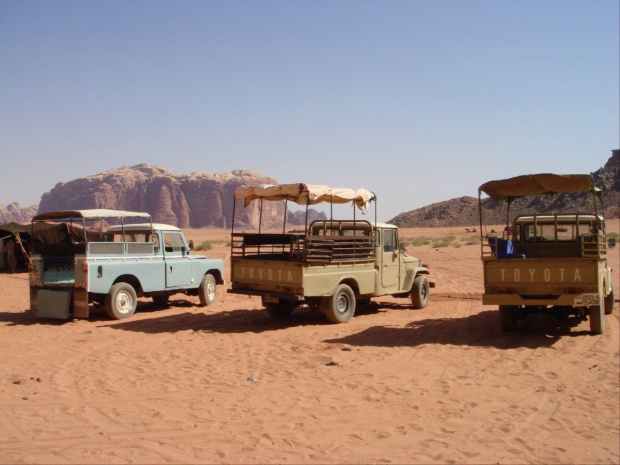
<box><xmin>324</xmin><ymin>309</ymin><xmax>592</xmax><ymax>349</ymax></box>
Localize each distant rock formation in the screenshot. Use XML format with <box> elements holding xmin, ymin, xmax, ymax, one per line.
<box><xmin>36</xmin><ymin>165</ymin><xmax>326</xmax><ymax>229</ymax></box>
<box><xmin>389</xmin><ymin>150</ymin><xmax>620</xmax><ymax>227</ymax></box>
<box><xmin>0</xmin><ymin>202</ymin><xmax>38</xmax><ymax>225</ymax></box>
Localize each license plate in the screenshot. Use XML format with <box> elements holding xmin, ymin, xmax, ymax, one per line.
<box><xmin>263</xmin><ymin>295</ymin><xmax>279</xmax><ymax>304</ymax></box>
<box><xmin>574</xmin><ymin>293</ymin><xmax>600</xmax><ymax>307</ymax></box>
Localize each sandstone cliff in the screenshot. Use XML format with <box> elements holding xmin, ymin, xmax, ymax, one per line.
<box><xmin>36</xmin><ymin>165</ymin><xmax>299</xmax><ymax>229</ymax></box>
<box><xmin>0</xmin><ymin>203</ymin><xmax>38</xmax><ymax>225</ymax></box>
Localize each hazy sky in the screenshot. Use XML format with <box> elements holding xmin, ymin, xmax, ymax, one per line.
<box><xmin>1</xmin><ymin>0</ymin><xmax>618</xmax><ymax>221</ymax></box>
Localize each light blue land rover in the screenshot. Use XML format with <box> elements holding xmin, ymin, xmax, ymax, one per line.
<box><xmin>29</xmin><ymin>209</ymin><xmax>224</xmax><ymax>320</ymax></box>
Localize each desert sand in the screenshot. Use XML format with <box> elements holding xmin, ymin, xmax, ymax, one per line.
<box><xmin>1</xmin><ymin>223</ymin><xmax>619</xmax><ymax>464</ymax></box>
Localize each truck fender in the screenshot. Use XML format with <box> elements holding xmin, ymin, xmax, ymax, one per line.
<box><xmin>403</xmin><ymin>267</ymin><xmax>432</xmax><ymax>293</ymax></box>
<box><xmin>110</xmin><ymin>274</ymin><xmax>144</xmax><ymax>296</ymax></box>
<box><xmin>332</xmin><ymin>277</ymin><xmax>360</xmax><ymax>297</ymax></box>
<box><xmin>207</xmin><ymin>268</ymin><xmax>225</xmax><ymax>285</ymax></box>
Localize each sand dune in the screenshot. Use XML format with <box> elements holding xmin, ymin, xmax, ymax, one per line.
<box><xmin>1</xmin><ymin>223</ymin><xmax>618</xmax><ymax>464</ymax></box>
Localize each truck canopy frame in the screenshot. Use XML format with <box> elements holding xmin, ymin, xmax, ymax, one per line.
<box><xmin>232</xmin><ymin>183</ymin><xmax>377</xmax><ymax>234</ymax></box>
<box><xmin>32</xmin><ymin>209</ymin><xmax>153</xmax><ymax>245</ymax></box>
<box><xmin>478</xmin><ymin>173</ymin><xmax>604</xmax><ymax>233</ymax></box>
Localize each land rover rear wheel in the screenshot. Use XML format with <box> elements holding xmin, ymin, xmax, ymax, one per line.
<box><xmin>325</xmin><ymin>284</ymin><xmax>356</xmax><ymax>323</ymax></box>
<box><xmin>198</xmin><ymin>274</ymin><xmax>217</xmax><ymax>307</ymax></box>
<box><xmin>105</xmin><ymin>283</ymin><xmax>137</xmax><ymax>320</ymax></box>
<box><xmin>589</xmin><ymin>302</ymin><xmax>605</xmax><ymax>335</ymax></box>
<box><xmin>411</xmin><ymin>275</ymin><xmax>430</xmax><ymax>309</ymax></box>
<box><xmin>265</xmin><ymin>300</ymin><xmax>295</xmax><ymax>319</ymax></box>
<box><xmin>604</xmin><ymin>282</ymin><xmax>614</xmax><ymax>315</ymax></box>
<box><xmin>499</xmin><ymin>305</ymin><xmax>518</xmax><ymax>331</ymax></box>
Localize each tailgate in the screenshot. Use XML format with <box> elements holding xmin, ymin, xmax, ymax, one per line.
<box><xmin>484</xmin><ymin>258</ymin><xmax>598</xmax><ymax>289</ymax></box>
<box><xmin>230</xmin><ymin>258</ymin><xmax>304</xmax><ymax>295</ymax></box>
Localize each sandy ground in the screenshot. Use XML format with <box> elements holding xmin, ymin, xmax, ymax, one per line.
<box><xmin>1</xmin><ymin>222</ymin><xmax>619</xmax><ymax>464</ymax></box>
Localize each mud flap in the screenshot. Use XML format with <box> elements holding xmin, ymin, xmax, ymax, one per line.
<box><xmin>72</xmin><ymin>291</ymin><xmax>89</xmax><ymax>319</ymax></box>
<box><xmin>36</xmin><ymin>290</ymin><xmax>71</xmax><ymax>319</ymax></box>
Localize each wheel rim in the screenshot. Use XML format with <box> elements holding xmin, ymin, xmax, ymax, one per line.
<box><xmin>207</xmin><ymin>281</ymin><xmax>216</xmax><ymax>301</ymax></box>
<box><xmin>115</xmin><ymin>291</ymin><xmax>133</xmax><ymax>314</ymax></box>
<box><xmin>420</xmin><ymin>282</ymin><xmax>427</xmax><ymax>300</ymax></box>
<box><xmin>336</xmin><ymin>293</ymin><xmax>350</xmax><ymax>314</ymax></box>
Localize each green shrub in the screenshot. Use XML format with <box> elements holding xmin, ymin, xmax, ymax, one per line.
<box><xmin>460</xmin><ymin>235</ymin><xmax>480</xmax><ymax>246</ymax></box>
<box><xmin>194</xmin><ymin>240</ymin><xmax>216</xmax><ymax>251</ymax></box>
<box><xmin>432</xmin><ymin>235</ymin><xmax>456</xmax><ymax>248</ymax></box>
<box><xmin>411</xmin><ymin>236</ymin><xmax>432</xmax><ymax>246</ymax></box>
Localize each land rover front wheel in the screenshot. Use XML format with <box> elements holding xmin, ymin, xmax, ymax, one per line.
<box><xmin>589</xmin><ymin>301</ymin><xmax>605</xmax><ymax>335</ymax></box>
<box><xmin>325</xmin><ymin>284</ymin><xmax>356</xmax><ymax>323</ymax></box>
<box><xmin>198</xmin><ymin>274</ymin><xmax>217</xmax><ymax>306</ymax></box>
<box><xmin>411</xmin><ymin>275</ymin><xmax>430</xmax><ymax>309</ymax></box>
<box><xmin>105</xmin><ymin>283</ymin><xmax>137</xmax><ymax>320</ymax></box>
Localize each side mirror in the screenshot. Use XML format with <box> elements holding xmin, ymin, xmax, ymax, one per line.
<box><xmin>608</xmin><ymin>238</ymin><xmax>616</xmax><ymax>249</ymax></box>
<box><xmin>399</xmin><ymin>243</ymin><xmax>406</xmax><ymax>253</ymax></box>
<box><xmin>188</xmin><ymin>240</ymin><xmax>194</xmax><ymax>250</ymax></box>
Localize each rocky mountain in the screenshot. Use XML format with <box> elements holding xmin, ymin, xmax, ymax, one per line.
<box><xmin>36</xmin><ymin>165</ymin><xmax>325</xmax><ymax>229</ymax></box>
<box><xmin>389</xmin><ymin>149</ymin><xmax>619</xmax><ymax>227</ymax></box>
<box><xmin>0</xmin><ymin>202</ymin><xmax>39</xmax><ymax>225</ymax></box>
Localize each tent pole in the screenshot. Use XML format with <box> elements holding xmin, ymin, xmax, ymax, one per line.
<box><xmin>304</xmin><ymin>202</ymin><xmax>308</xmax><ymax>235</ymax></box>
<box><xmin>330</xmin><ymin>196</ymin><xmax>334</xmax><ymax>235</ymax></box>
<box><xmin>478</xmin><ymin>190</ymin><xmax>484</xmax><ymax>238</ymax></box>
<box><xmin>258</xmin><ymin>198</ymin><xmax>263</xmax><ymax>234</ymax></box>
<box><xmin>231</xmin><ymin>198</ymin><xmax>236</xmax><ymax>235</ymax></box>
<box><xmin>283</xmin><ymin>199</ymin><xmax>288</xmax><ymax>234</ymax></box>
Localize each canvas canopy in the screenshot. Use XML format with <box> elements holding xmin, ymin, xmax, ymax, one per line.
<box><xmin>478</xmin><ymin>174</ymin><xmax>600</xmax><ymax>202</ymax></box>
<box><xmin>234</xmin><ymin>184</ymin><xmax>376</xmax><ymax>211</ymax></box>
<box><xmin>33</xmin><ymin>209</ymin><xmax>152</xmax><ymax>222</ymax></box>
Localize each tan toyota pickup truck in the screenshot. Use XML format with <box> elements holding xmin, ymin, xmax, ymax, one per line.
<box><xmin>228</xmin><ymin>183</ymin><xmax>433</xmax><ymax>323</ymax></box>
<box><xmin>479</xmin><ymin>174</ymin><xmax>615</xmax><ymax>334</ymax></box>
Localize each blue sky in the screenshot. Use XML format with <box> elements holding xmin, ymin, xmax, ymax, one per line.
<box><xmin>1</xmin><ymin>0</ymin><xmax>618</xmax><ymax>221</ymax></box>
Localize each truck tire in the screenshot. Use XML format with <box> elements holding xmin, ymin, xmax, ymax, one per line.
<box><xmin>604</xmin><ymin>282</ymin><xmax>614</xmax><ymax>315</ymax></box>
<box><xmin>499</xmin><ymin>305</ymin><xmax>518</xmax><ymax>331</ymax></box>
<box><xmin>198</xmin><ymin>274</ymin><xmax>217</xmax><ymax>307</ymax></box>
<box><xmin>105</xmin><ymin>282</ymin><xmax>137</xmax><ymax>320</ymax></box>
<box><xmin>589</xmin><ymin>302</ymin><xmax>605</xmax><ymax>334</ymax></box>
<box><xmin>265</xmin><ymin>300</ymin><xmax>294</xmax><ymax>319</ymax></box>
<box><xmin>411</xmin><ymin>275</ymin><xmax>430</xmax><ymax>309</ymax></box>
<box><xmin>325</xmin><ymin>284</ymin><xmax>356</xmax><ymax>323</ymax></box>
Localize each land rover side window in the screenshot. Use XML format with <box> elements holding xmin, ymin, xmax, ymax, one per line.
<box><xmin>383</xmin><ymin>230</ymin><xmax>397</xmax><ymax>252</ymax></box>
<box><xmin>163</xmin><ymin>232</ymin><xmax>185</xmax><ymax>253</ymax></box>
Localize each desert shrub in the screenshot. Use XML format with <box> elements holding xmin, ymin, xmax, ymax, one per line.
<box><xmin>194</xmin><ymin>240</ymin><xmax>218</xmax><ymax>251</ymax></box>
<box><xmin>432</xmin><ymin>235</ymin><xmax>456</xmax><ymax>248</ymax></box>
<box><xmin>460</xmin><ymin>235</ymin><xmax>480</xmax><ymax>246</ymax></box>
<box><xmin>607</xmin><ymin>232</ymin><xmax>619</xmax><ymax>239</ymax></box>
<box><xmin>401</xmin><ymin>236</ymin><xmax>432</xmax><ymax>247</ymax></box>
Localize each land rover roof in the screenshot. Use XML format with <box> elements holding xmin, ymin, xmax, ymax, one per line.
<box><xmin>33</xmin><ymin>209</ymin><xmax>152</xmax><ymax>222</ymax></box>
